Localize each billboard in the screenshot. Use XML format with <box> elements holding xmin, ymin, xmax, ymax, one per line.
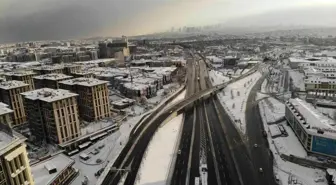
<box><xmin>312</xmin><ymin>136</ymin><xmax>336</xmax><ymax>156</ymax></box>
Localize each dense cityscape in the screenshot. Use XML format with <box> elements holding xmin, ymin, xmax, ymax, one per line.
<box><xmin>2</xmin><ymin>1</ymin><xmax>336</xmax><ymax>185</ymax></box>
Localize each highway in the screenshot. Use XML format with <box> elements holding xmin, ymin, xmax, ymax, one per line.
<box><xmin>246</xmin><ymin>72</ymin><xmax>277</xmax><ymax>185</ymax></box>
<box><xmin>99</xmin><ymin>50</ymin><xmax>267</xmax><ymax>185</ymax></box>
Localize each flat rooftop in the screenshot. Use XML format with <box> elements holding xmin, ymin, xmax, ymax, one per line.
<box><xmin>287</xmin><ymin>98</ymin><xmax>336</xmax><ymax>139</ymax></box>
<box><xmin>5</xmin><ymin>71</ymin><xmax>36</xmax><ymax>76</ymax></box>
<box><xmin>0</xmin><ymin>80</ymin><xmax>29</xmax><ymax>90</ymax></box>
<box><xmin>0</xmin><ymin>130</ymin><xmax>26</xmax><ymax>156</ymax></box>
<box><xmin>0</xmin><ymin>102</ymin><xmax>13</xmax><ymax>115</ymax></box>
<box><xmin>31</xmin><ymin>153</ymin><xmax>74</xmax><ymax>185</ymax></box>
<box><xmin>34</xmin><ymin>73</ymin><xmax>73</xmax><ymax>81</ymax></box>
<box><xmin>34</xmin><ymin>65</ymin><xmax>64</xmax><ymax>70</ymax></box>
<box><xmin>21</xmin><ymin>88</ymin><xmax>78</xmax><ymax>103</ymax></box>
<box><xmin>0</xmin><ymin>131</ymin><xmax>14</xmax><ymax>153</ymax></box>
<box><xmin>59</xmin><ymin>77</ymin><xmax>108</xmax><ymax>87</ymax></box>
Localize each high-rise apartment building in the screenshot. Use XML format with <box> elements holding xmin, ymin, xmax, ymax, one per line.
<box><xmin>5</xmin><ymin>71</ymin><xmax>36</xmax><ymax>90</ymax></box>
<box><xmin>0</xmin><ymin>130</ymin><xmax>35</xmax><ymax>185</ymax></box>
<box><xmin>59</xmin><ymin>78</ymin><xmax>110</xmax><ymax>121</ymax></box>
<box><xmin>33</xmin><ymin>73</ymin><xmax>73</xmax><ymax>89</ymax></box>
<box><xmin>0</xmin><ymin>81</ymin><xmax>30</xmax><ymax>126</ymax></box>
<box><xmin>21</xmin><ymin>88</ymin><xmax>81</xmax><ymax>146</ymax></box>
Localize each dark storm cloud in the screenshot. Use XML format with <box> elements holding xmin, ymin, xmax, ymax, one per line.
<box><xmin>0</xmin><ymin>0</ymin><xmax>169</xmax><ymax>43</ymax></box>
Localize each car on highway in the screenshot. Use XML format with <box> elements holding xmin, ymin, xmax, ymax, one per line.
<box><xmin>259</xmin><ymin>168</ymin><xmax>263</xmax><ymax>173</ymax></box>
<box><xmin>178</xmin><ymin>150</ymin><xmax>181</xmax><ymax>154</ymax></box>
<box><xmin>254</xmin><ymin>144</ymin><xmax>258</xmax><ymax>148</ymax></box>
<box><xmin>262</xmin><ymin>130</ymin><xmax>267</xmax><ymax>137</ymax></box>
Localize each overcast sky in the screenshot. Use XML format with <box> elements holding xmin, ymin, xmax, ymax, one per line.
<box><xmin>1</xmin><ymin>0</ymin><xmax>336</xmax><ymax>43</ymax></box>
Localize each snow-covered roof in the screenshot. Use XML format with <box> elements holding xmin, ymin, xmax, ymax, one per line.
<box><xmin>287</xmin><ymin>98</ymin><xmax>336</xmax><ymax>139</ymax></box>
<box><xmin>0</xmin><ymin>102</ymin><xmax>13</xmax><ymax>115</ymax></box>
<box><xmin>34</xmin><ymin>65</ymin><xmax>64</xmax><ymax>71</ymax></box>
<box><xmin>59</xmin><ymin>77</ymin><xmax>108</xmax><ymax>87</ymax></box>
<box><xmin>31</xmin><ymin>153</ymin><xmax>74</xmax><ymax>185</ymax></box>
<box><xmin>21</xmin><ymin>88</ymin><xmax>78</xmax><ymax>103</ymax></box>
<box><xmin>0</xmin><ymin>80</ymin><xmax>29</xmax><ymax>90</ymax></box>
<box><xmin>123</xmin><ymin>82</ymin><xmax>149</xmax><ymax>90</ymax></box>
<box><xmin>112</xmin><ymin>98</ymin><xmax>135</xmax><ymax>106</ymax></box>
<box><xmin>5</xmin><ymin>71</ymin><xmax>36</xmax><ymax>77</ymax></box>
<box><xmin>0</xmin><ymin>131</ymin><xmax>14</xmax><ymax>153</ymax></box>
<box><xmin>34</xmin><ymin>73</ymin><xmax>73</xmax><ymax>81</ymax></box>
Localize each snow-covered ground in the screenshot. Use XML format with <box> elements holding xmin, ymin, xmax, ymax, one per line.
<box><xmin>208</xmin><ymin>70</ymin><xmax>230</xmax><ymax>86</ymax></box>
<box><xmin>135</xmin><ymin>114</ymin><xmax>184</xmax><ymax>185</ymax></box>
<box><xmin>71</xmin><ymin>116</ymin><xmax>140</xmax><ymax>185</ymax></box>
<box><xmin>259</xmin><ymin>98</ymin><xmax>327</xmax><ymax>185</ymax></box>
<box><xmin>288</xmin><ymin>69</ymin><xmax>305</xmax><ymax>91</ymax></box>
<box><xmin>259</xmin><ymin>98</ymin><xmax>285</xmax><ymax>123</ymax></box>
<box><xmin>217</xmin><ymin>71</ymin><xmax>262</xmax><ymax>133</ymax></box>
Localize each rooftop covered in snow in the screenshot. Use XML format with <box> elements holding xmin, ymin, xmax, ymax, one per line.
<box><xmin>31</xmin><ymin>153</ymin><xmax>75</xmax><ymax>185</ymax></box>
<box><xmin>21</xmin><ymin>88</ymin><xmax>78</xmax><ymax>103</ymax></box>
<box><xmin>34</xmin><ymin>73</ymin><xmax>73</xmax><ymax>81</ymax></box>
<box><xmin>287</xmin><ymin>98</ymin><xmax>336</xmax><ymax>139</ymax></box>
<box><xmin>0</xmin><ymin>80</ymin><xmax>29</xmax><ymax>90</ymax></box>
<box><xmin>59</xmin><ymin>77</ymin><xmax>108</xmax><ymax>87</ymax></box>
<box><xmin>0</xmin><ymin>102</ymin><xmax>13</xmax><ymax>115</ymax></box>
<box><xmin>4</xmin><ymin>71</ymin><xmax>36</xmax><ymax>77</ymax></box>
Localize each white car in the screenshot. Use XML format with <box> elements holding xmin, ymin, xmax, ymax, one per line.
<box><xmin>254</xmin><ymin>144</ymin><xmax>258</xmax><ymax>148</ymax></box>
<box><xmin>259</xmin><ymin>168</ymin><xmax>263</xmax><ymax>173</ymax></box>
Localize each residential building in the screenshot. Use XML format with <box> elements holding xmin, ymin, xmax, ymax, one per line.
<box><xmin>5</xmin><ymin>71</ymin><xmax>36</xmax><ymax>90</ymax></box>
<box><xmin>21</xmin><ymin>88</ymin><xmax>80</xmax><ymax>146</ymax></box>
<box><xmin>31</xmin><ymin>153</ymin><xmax>77</xmax><ymax>185</ymax></box>
<box><xmin>33</xmin><ymin>73</ymin><xmax>73</xmax><ymax>89</ymax></box>
<box><xmin>63</xmin><ymin>65</ymin><xmax>81</xmax><ymax>76</ymax></box>
<box><xmin>0</xmin><ymin>81</ymin><xmax>30</xmax><ymax>126</ymax></box>
<box><xmin>285</xmin><ymin>98</ymin><xmax>336</xmax><ymax>158</ymax></box>
<box><xmin>0</xmin><ymin>130</ymin><xmax>34</xmax><ymax>185</ymax></box>
<box><xmin>33</xmin><ymin>65</ymin><xmax>64</xmax><ymax>75</ymax></box>
<box><xmin>71</xmin><ymin>71</ymin><xmax>94</xmax><ymax>78</ymax></box>
<box><xmin>59</xmin><ymin>78</ymin><xmax>110</xmax><ymax>122</ymax></box>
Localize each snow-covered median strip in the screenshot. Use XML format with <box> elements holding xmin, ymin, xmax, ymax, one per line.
<box><xmin>217</xmin><ymin>71</ymin><xmax>262</xmax><ymax>134</ymax></box>
<box><xmin>135</xmin><ymin>114</ymin><xmax>184</xmax><ymax>185</ymax></box>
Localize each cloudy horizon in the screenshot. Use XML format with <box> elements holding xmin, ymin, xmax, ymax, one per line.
<box><xmin>1</xmin><ymin>0</ymin><xmax>336</xmax><ymax>43</ymax></box>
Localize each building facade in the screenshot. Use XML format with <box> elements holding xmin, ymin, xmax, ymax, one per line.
<box><xmin>21</xmin><ymin>88</ymin><xmax>81</xmax><ymax>146</ymax></box>
<box><xmin>0</xmin><ymin>81</ymin><xmax>30</xmax><ymax>126</ymax></box>
<box><xmin>5</xmin><ymin>71</ymin><xmax>36</xmax><ymax>90</ymax></box>
<box><xmin>285</xmin><ymin>98</ymin><xmax>336</xmax><ymax>158</ymax></box>
<box><xmin>0</xmin><ymin>130</ymin><xmax>35</xmax><ymax>185</ymax></box>
<box><xmin>33</xmin><ymin>73</ymin><xmax>73</xmax><ymax>89</ymax></box>
<box><xmin>59</xmin><ymin>78</ymin><xmax>110</xmax><ymax>122</ymax></box>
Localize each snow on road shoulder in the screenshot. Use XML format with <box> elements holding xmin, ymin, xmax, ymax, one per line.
<box><xmin>217</xmin><ymin>71</ymin><xmax>262</xmax><ymax>133</ymax></box>
<box><xmin>136</xmin><ymin>114</ymin><xmax>184</xmax><ymax>185</ymax></box>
